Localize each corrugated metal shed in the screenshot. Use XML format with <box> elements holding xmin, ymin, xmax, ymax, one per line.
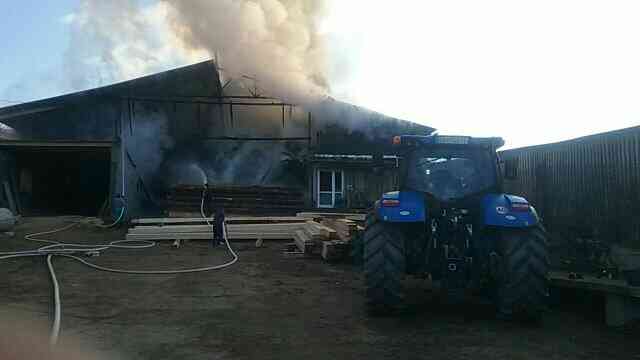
<box><xmin>500</xmin><ymin>126</ymin><xmax>640</xmax><ymax>249</ymax></box>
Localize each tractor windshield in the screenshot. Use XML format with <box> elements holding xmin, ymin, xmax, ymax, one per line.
<box><xmin>405</xmin><ymin>146</ymin><xmax>497</xmax><ymax>201</ymax></box>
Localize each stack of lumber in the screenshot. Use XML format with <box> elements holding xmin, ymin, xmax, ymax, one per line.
<box><xmin>293</xmin><ymin>212</ymin><xmax>369</xmax><ymax>262</ymax></box>
<box><xmin>132</xmin><ymin>216</ymin><xmax>308</xmax><ymax>225</ymax></box>
<box><xmin>296</xmin><ymin>212</ymin><xmax>366</xmax><ymax>222</ymax></box>
<box><xmin>128</xmin><ymin>215</ymin><xmax>359</xmax><ymax>263</ymax></box>
<box><xmin>293</xmin><ymin>221</ymin><xmax>337</xmax><ymax>254</ymax></box>
<box><xmin>290</xmin><ymin>219</ymin><xmax>355</xmax><ymax>262</ymax></box>
<box><xmin>331</xmin><ymin>219</ymin><xmax>359</xmax><ymax>240</ymax></box>
<box><xmin>166</xmin><ymin>185</ymin><xmax>305</xmax><ymax>215</ymax></box>
<box><xmin>317</xmin><ymin>219</ymin><xmax>361</xmax><ymax>262</ymax></box>
<box><xmin>127</xmin><ymin>216</ymin><xmax>309</xmax><ymax>241</ymax></box>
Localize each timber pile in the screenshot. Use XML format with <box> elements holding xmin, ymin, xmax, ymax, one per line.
<box><xmin>332</xmin><ymin>219</ymin><xmax>359</xmax><ymax>240</ymax></box>
<box><xmin>294</xmin><ymin>212</ymin><xmax>368</xmax><ymax>262</ymax></box>
<box><xmin>127</xmin><ymin>222</ymin><xmax>306</xmax><ymax>241</ymax></box>
<box><xmin>126</xmin><ymin>217</ymin><xmax>337</xmax><ymax>251</ymax></box>
<box><xmin>165</xmin><ymin>185</ymin><xmax>305</xmax><ymax>215</ymax></box>
<box><xmin>293</xmin><ymin>221</ymin><xmax>338</xmax><ymax>255</ymax></box>
<box><xmin>127</xmin><ymin>213</ymin><xmax>364</xmax><ymax>263</ymax></box>
<box><xmin>131</xmin><ymin>216</ymin><xmax>308</xmax><ymax>225</ymax></box>
<box><xmin>127</xmin><ymin>216</ymin><xmax>307</xmax><ymax>241</ymax></box>
<box><xmin>296</xmin><ymin>212</ymin><xmax>366</xmax><ymax>222</ymax></box>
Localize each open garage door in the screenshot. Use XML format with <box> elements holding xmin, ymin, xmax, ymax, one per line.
<box><xmin>2</xmin><ymin>142</ymin><xmax>112</xmax><ymax>216</ymax></box>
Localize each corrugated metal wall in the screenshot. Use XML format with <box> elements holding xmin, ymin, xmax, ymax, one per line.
<box><xmin>500</xmin><ymin>126</ymin><xmax>640</xmax><ymax>249</ymax></box>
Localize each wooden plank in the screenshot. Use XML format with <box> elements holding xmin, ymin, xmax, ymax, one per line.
<box><xmin>302</xmin><ymin>222</ymin><xmax>324</xmax><ymax>241</ymax></box>
<box><xmin>296</xmin><ymin>212</ymin><xmax>366</xmax><ymax>221</ymax></box>
<box><xmin>308</xmin><ymin>222</ymin><xmax>337</xmax><ymax>239</ymax></box>
<box><xmin>294</xmin><ymin>229</ymin><xmax>316</xmax><ymax>253</ymax></box>
<box><xmin>132</xmin><ymin>216</ymin><xmax>306</xmax><ymax>225</ymax></box>
<box><xmin>129</xmin><ymin>223</ymin><xmax>305</xmax><ymax>234</ymax></box>
<box><xmin>2</xmin><ymin>181</ymin><xmax>16</xmax><ymax>215</ymax></box>
<box><xmin>126</xmin><ymin>233</ymin><xmax>295</xmax><ymax>241</ymax></box>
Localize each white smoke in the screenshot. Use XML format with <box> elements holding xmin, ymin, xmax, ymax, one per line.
<box><xmin>163</xmin><ymin>0</ymin><xmax>329</xmax><ymax>103</ymax></box>
<box><xmin>63</xmin><ymin>0</ymin><xmax>208</xmax><ymax>91</ymax></box>
<box><xmin>55</xmin><ymin>0</ymin><xmax>330</xmax><ymax>103</ymax></box>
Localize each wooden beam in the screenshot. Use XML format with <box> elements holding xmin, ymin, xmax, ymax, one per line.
<box><xmin>129</xmin><ymin>223</ymin><xmax>305</xmax><ymax>234</ymax></box>
<box><xmin>2</xmin><ymin>181</ymin><xmax>16</xmax><ymax>214</ymax></box>
<box><xmin>126</xmin><ymin>233</ymin><xmax>295</xmax><ymax>241</ymax></box>
<box><xmin>131</xmin><ymin>216</ymin><xmax>307</xmax><ymax>225</ymax></box>
<box><xmin>296</xmin><ymin>212</ymin><xmax>366</xmax><ymax>221</ymax></box>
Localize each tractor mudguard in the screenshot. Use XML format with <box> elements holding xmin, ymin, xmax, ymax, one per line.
<box><xmin>482</xmin><ymin>194</ymin><xmax>540</xmax><ymax>228</ymax></box>
<box><xmin>375</xmin><ymin>191</ymin><xmax>427</xmax><ymax>222</ymax></box>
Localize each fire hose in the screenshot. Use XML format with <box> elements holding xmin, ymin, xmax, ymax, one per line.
<box><xmin>0</xmin><ymin>188</ymin><xmax>237</xmax><ymax>346</ymax></box>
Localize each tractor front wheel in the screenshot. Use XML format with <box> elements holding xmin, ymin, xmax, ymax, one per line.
<box><xmin>364</xmin><ymin>215</ymin><xmax>406</xmax><ymax>314</ymax></box>
<box><xmin>495</xmin><ymin>225</ymin><xmax>549</xmax><ymax>321</ymax></box>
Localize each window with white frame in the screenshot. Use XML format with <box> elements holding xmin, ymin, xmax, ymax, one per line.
<box><xmin>317</xmin><ymin>169</ymin><xmax>344</xmax><ymax>208</ymax></box>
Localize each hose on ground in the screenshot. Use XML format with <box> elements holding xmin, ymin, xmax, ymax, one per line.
<box><xmin>0</xmin><ymin>189</ymin><xmax>237</xmax><ymax>345</ymax></box>
<box><xmin>46</xmin><ymin>254</ymin><xmax>60</xmax><ymax>346</ymax></box>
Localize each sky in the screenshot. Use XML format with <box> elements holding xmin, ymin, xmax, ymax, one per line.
<box><xmin>1</xmin><ymin>0</ymin><xmax>640</xmax><ymax>148</ymax></box>
<box><xmin>0</xmin><ymin>0</ymin><xmax>76</xmax><ymax>104</ymax></box>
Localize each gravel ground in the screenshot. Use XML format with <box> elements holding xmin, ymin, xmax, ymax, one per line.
<box><xmin>0</xmin><ymin>217</ymin><xmax>638</xmax><ymax>360</ymax></box>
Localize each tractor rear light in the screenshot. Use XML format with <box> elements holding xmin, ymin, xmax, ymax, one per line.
<box><xmin>382</xmin><ymin>199</ymin><xmax>401</xmax><ymax>207</ymax></box>
<box><xmin>511</xmin><ymin>203</ymin><xmax>530</xmax><ymax>212</ymax></box>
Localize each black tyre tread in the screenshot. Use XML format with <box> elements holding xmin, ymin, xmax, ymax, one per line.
<box><xmin>497</xmin><ymin>225</ymin><xmax>549</xmax><ymax>320</ymax></box>
<box><xmin>364</xmin><ymin>215</ymin><xmax>406</xmax><ymax>312</ymax></box>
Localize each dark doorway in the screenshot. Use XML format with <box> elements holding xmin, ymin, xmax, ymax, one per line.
<box><xmin>14</xmin><ymin>148</ymin><xmax>111</xmax><ymax>216</ymax></box>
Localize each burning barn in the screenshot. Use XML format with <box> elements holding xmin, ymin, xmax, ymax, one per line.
<box><xmin>0</xmin><ymin>61</ymin><xmax>432</xmax><ymax>219</ymax></box>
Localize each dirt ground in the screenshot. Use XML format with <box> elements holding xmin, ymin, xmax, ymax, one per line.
<box><xmin>1</xmin><ymin>217</ymin><xmax>638</xmax><ymax>360</ymax></box>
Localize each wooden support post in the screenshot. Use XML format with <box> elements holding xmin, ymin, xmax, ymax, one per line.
<box><xmin>2</xmin><ymin>181</ymin><xmax>16</xmax><ymax>214</ymax></box>
<box><xmin>307</xmin><ymin>112</ymin><xmax>312</xmax><ymax>152</ymax></box>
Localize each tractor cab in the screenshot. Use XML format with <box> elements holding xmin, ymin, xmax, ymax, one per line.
<box><xmin>396</xmin><ymin>135</ymin><xmax>504</xmax><ymax>203</ymax></box>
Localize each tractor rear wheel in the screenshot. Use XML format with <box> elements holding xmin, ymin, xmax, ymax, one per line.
<box><xmin>364</xmin><ymin>215</ymin><xmax>406</xmax><ymax>314</ymax></box>
<box><xmin>495</xmin><ymin>225</ymin><xmax>549</xmax><ymax>321</ymax></box>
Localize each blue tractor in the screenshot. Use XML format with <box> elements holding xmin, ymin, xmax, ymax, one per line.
<box><xmin>363</xmin><ymin>134</ymin><xmax>549</xmax><ymax>320</ymax></box>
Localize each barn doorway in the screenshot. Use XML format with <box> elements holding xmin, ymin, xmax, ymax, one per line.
<box><xmin>9</xmin><ymin>145</ymin><xmax>111</xmax><ymax>216</ymax></box>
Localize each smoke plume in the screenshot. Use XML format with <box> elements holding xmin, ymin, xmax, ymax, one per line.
<box><xmin>62</xmin><ymin>0</ymin><xmax>208</xmax><ymax>92</ymax></box>
<box><xmin>163</xmin><ymin>0</ymin><xmax>330</xmax><ymax>103</ymax></box>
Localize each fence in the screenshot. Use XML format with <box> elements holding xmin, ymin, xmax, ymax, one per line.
<box><xmin>500</xmin><ymin>126</ymin><xmax>640</xmax><ymax>251</ymax></box>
